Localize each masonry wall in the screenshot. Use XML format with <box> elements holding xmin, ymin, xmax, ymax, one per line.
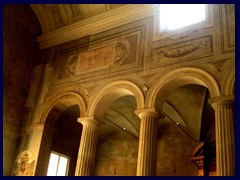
<box><xmin>3</xmin><ymin>4</ymin><xmax>235</xmax><ymax>176</ymax></box>
<box><xmin>3</xmin><ymin>4</ymin><xmax>41</xmax><ymax>175</ymax></box>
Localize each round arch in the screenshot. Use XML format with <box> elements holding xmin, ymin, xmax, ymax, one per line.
<box><xmin>222</xmin><ymin>68</ymin><xmax>235</xmax><ymax>96</ymax></box>
<box><xmin>87</xmin><ymin>80</ymin><xmax>145</xmax><ymax>120</ymax></box>
<box><xmin>34</xmin><ymin>91</ymin><xmax>86</xmax><ymax>175</ymax></box>
<box><xmin>146</xmin><ymin>67</ymin><xmax>220</xmax><ymax>110</ymax></box>
<box><xmin>37</xmin><ymin>91</ymin><xmax>87</xmax><ymax>124</ymax></box>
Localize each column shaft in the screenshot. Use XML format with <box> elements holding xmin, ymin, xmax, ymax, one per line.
<box><xmin>75</xmin><ymin>117</ymin><xmax>99</xmax><ymax>176</ymax></box>
<box><xmin>135</xmin><ymin>108</ymin><xmax>162</xmax><ymax>176</ymax></box>
<box><xmin>210</xmin><ymin>96</ymin><xmax>235</xmax><ymax>176</ymax></box>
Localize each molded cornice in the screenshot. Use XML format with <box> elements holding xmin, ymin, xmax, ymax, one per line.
<box><xmin>36</xmin><ymin>4</ymin><xmax>157</xmax><ymax>49</ymax></box>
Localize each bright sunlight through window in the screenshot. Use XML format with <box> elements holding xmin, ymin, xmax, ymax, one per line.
<box><xmin>159</xmin><ymin>4</ymin><xmax>206</xmax><ymax>32</ymax></box>
<box><xmin>47</xmin><ymin>152</ymin><xmax>69</xmax><ymax>176</ymax></box>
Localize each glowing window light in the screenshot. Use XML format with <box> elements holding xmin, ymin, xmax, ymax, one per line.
<box><xmin>47</xmin><ymin>152</ymin><xmax>69</xmax><ymax>176</ymax></box>
<box><xmin>159</xmin><ymin>4</ymin><xmax>206</xmax><ymax>32</ymax></box>
<box><xmin>57</xmin><ymin>156</ymin><xmax>68</xmax><ymax>176</ymax></box>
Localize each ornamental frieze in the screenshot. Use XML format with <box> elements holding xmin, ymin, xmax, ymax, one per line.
<box><xmin>151</xmin><ymin>36</ymin><xmax>213</xmax><ymax>68</ymax></box>
<box><xmin>156</xmin><ymin>40</ymin><xmax>207</xmax><ymax>58</ymax></box>
<box><xmin>65</xmin><ymin>39</ymin><xmax>130</xmax><ymax>77</ymax></box>
<box><xmin>54</xmin><ymin>28</ymin><xmax>143</xmax><ymax>83</ymax></box>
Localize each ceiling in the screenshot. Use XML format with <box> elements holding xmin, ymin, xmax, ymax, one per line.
<box><xmin>30</xmin><ymin>4</ymin><xmax>126</xmax><ymax>34</ymax></box>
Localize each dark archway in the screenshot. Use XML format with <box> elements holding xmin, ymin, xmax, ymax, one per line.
<box><xmin>35</xmin><ymin>104</ymin><xmax>82</xmax><ymax>176</ymax></box>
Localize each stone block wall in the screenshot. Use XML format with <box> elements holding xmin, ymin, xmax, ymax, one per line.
<box><xmin>3</xmin><ymin>4</ymin><xmax>41</xmax><ymax>175</ymax></box>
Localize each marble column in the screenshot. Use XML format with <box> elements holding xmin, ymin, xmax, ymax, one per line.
<box><xmin>209</xmin><ymin>95</ymin><xmax>235</xmax><ymax>176</ymax></box>
<box><xmin>75</xmin><ymin>117</ymin><xmax>99</xmax><ymax>176</ymax></box>
<box><xmin>135</xmin><ymin>108</ymin><xmax>163</xmax><ymax>176</ymax></box>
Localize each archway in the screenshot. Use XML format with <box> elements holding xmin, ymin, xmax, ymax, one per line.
<box><xmin>35</xmin><ymin>92</ymin><xmax>86</xmax><ymax>176</ymax></box>
<box><xmin>88</xmin><ymin>80</ymin><xmax>144</xmax><ymax>175</ymax></box>
<box><xmin>146</xmin><ymin>67</ymin><xmax>220</xmax><ymax>176</ymax></box>
<box><xmin>147</xmin><ymin>67</ymin><xmax>220</xmax><ymax>110</ymax></box>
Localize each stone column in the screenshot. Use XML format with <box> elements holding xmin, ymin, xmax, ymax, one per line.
<box><xmin>135</xmin><ymin>108</ymin><xmax>163</xmax><ymax>176</ymax></box>
<box><xmin>209</xmin><ymin>95</ymin><xmax>235</xmax><ymax>176</ymax></box>
<box><xmin>75</xmin><ymin>117</ymin><xmax>99</xmax><ymax>176</ymax></box>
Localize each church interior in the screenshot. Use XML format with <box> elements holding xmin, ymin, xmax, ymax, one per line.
<box><xmin>3</xmin><ymin>4</ymin><xmax>235</xmax><ymax>176</ymax></box>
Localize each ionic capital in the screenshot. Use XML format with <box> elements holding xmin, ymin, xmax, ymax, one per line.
<box><xmin>135</xmin><ymin>108</ymin><xmax>164</xmax><ymax>120</ymax></box>
<box><xmin>77</xmin><ymin>116</ymin><xmax>101</xmax><ymax>127</ymax></box>
<box><xmin>208</xmin><ymin>95</ymin><xmax>234</xmax><ymax>110</ymax></box>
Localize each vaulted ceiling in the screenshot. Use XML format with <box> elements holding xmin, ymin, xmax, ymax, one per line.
<box><xmin>30</xmin><ymin>4</ymin><xmax>126</xmax><ymax>34</ymax></box>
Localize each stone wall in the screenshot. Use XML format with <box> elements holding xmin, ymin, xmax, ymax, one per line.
<box><xmin>94</xmin><ymin>129</ymin><xmax>139</xmax><ymax>176</ymax></box>
<box><xmin>3</xmin><ymin>4</ymin><xmax>234</xmax><ymax>176</ymax></box>
<box><xmin>157</xmin><ymin>118</ymin><xmax>198</xmax><ymax>176</ymax></box>
<box><xmin>3</xmin><ymin>4</ymin><xmax>41</xmax><ymax>175</ymax></box>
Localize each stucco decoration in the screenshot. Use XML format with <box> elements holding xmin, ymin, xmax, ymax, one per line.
<box><xmin>67</xmin><ymin>54</ymin><xmax>79</xmax><ymax>75</ymax></box>
<box><xmin>113</xmin><ymin>40</ymin><xmax>130</xmax><ymax>65</ymax></box>
<box><xmin>156</xmin><ymin>40</ymin><xmax>207</xmax><ymax>59</ymax></box>
<box><xmin>151</xmin><ymin>36</ymin><xmax>213</xmax><ymax>67</ymax></box>
<box><xmin>11</xmin><ymin>150</ymin><xmax>35</xmax><ymax>176</ymax></box>
<box><xmin>114</xmin><ymin>42</ymin><xmax>126</xmax><ymax>62</ymax></box>
<box><xmin>65</xmin><ymin>40</ymin><xmax>130</xmax><ymax>76</ymax></box>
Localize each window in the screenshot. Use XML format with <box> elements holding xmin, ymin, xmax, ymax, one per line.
<box><xmin>159</xmin><ymin>4</ymin><xmax>206</xmax><ymax>32</ymax></box>
<box><xmin>47</xmin><ymin>152</ymin><xmax>70</xmax><ymax>176</ymax></box>
<box><xmin>153</xmin><ymin>4</ymin><xmax>213</xmax><ymax>41</ymax></box>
